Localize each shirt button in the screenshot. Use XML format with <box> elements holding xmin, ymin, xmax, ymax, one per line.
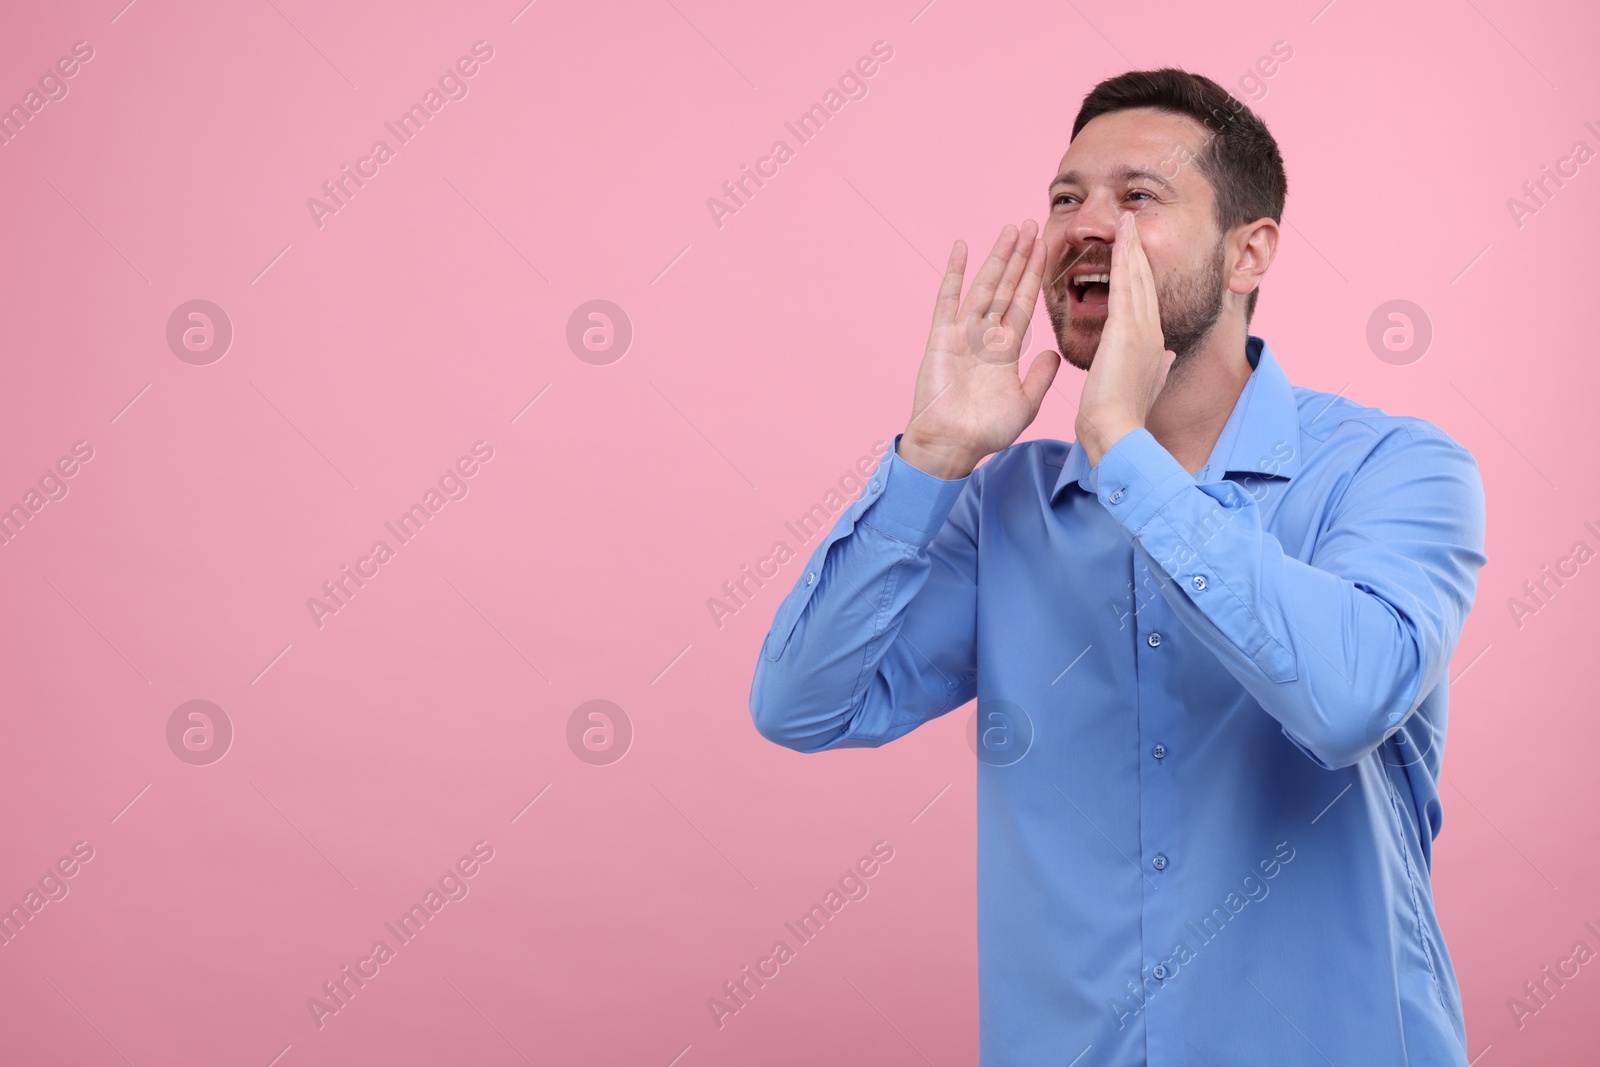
<box><xmin>1152</xmin><ymin>743</ymin><xmax>1166</xmax><ymax>760</ymax></box>
<box><xmin>870</xmin><ymin>481</ymin><xmax>880</xmax><ymax>491</ymax></box>
<box><xmin>1192</xmin><ymin>575</ymin><xmax>1207</xmax><ymax>591</ymax></box>
<box><xmin>1108</xmin><ymin>488</ymin><xmax>1124</xmax><ymax>504</ymax></box>
<box><xmin>805</xmin><ymin>572</ymin><xmax>816</xmax><ymax>585</ymax></box>
<box><xmin>1152</xmin><ymin>964</ymin><xmax>1168</xmax><ymax>980</ymax></box>
<box><xmin>1152</xmin><ymin>853</ymin><xmax>1168</xmax><ymax>871</ymax></box>
<box><xmin>1147</xmin><ymin>632</ymin><xmax>1162</xmax><ymax>648</ymax></box>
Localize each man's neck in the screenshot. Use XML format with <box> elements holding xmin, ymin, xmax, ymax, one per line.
<box><xmin>1145</xmin><ymin>325</ymin><xmax>1255</xmax><ymax>475</ymax></box>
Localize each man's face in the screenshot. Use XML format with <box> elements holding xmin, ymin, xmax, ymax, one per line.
<box><xmin>1042</xmin><ymin>107</ymin><xmax>1230</xmax><ymax>372</ymax></box>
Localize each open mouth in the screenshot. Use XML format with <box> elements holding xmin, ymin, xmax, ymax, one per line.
<box><xmin>1067</xmin><ymin>271</ymin><xmax>1111</xmax><ymax>313</ymax></box>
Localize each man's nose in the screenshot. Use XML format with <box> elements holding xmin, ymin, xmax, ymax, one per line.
<box><xmin>1046</xmin><ymin>200</ymin><xmax>1118</xmax><ymax>283</ymax></box>
<box><xmin>1069</xmin><ymin>190</ymin><xmax>1121</xmax><ymax>245</ymax></box>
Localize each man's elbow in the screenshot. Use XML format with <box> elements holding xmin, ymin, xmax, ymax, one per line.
<box><xmin>1290</xmin><ymin>728</ymin><xmax>1380</xmax><ymax>770</ymax></box>
<box><xmin>749</xmin><ymin>698</ymin><xmax>809</xmax><ymax>751</ymax></box>
<box><xmin>1286</xmin><ymin>609</ymin><xmax>1436</xmax><ymax>769</ymax></box>
<box><xmin>749</xmin><ymin>680</ymin><xmax>872</xmax><ymax>753</ymax></box>
<box><xmin>1282</xmin><ymin>691</ymin><xmax>1415</xmax><ymax>770</ymax></box>
<box><xmin>748</xmin><ymin>677</ymin><xmax>833</xmax><ymax>753</ymax></box>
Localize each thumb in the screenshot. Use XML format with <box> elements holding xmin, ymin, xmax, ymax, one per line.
<box><xmin>1153</xmin><ymin>349</ymin><xmax>1177</xmax><ymax>392</ymax></box>
<box><xmin>1021</xmin><ymin>349</ymin><xmax>1062</xmax><ymax>412</ymax></box>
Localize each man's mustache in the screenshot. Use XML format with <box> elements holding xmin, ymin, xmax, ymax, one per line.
<box><xmin>1047</xmin><ymin>245</ymin><xmax>1112</xmax><ymax>292</ymax></box>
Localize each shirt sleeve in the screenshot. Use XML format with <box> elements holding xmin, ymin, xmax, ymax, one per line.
<box><xmin>748</xmin><ymin>432</ymin><xmax>982</xmax><ymax>753</ymax></box>
<box><xmin>1091</xmin><ymin>424</ymin><xmax>1488</xmax><ymax>770</ymax></box>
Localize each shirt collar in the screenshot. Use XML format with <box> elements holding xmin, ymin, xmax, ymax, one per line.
<box><xmin>1050</xmin><ymin>335</ymin><xmax>1303</xmax><ymax>502</ymax></box>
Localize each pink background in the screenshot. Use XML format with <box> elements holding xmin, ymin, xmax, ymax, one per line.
<box><xmin>2</xmin><ymin>0</ymin><xmax>1597</xmax><ymax>1063</ymax></box>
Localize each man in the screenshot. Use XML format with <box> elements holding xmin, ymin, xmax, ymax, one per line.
<box><xmin>748</xmin><ymin>68</ymin><xmax>1487</xmax><ymax>1066</ymax></box>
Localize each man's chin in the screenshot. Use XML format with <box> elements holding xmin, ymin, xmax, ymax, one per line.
<box><xmin>1060</xmin><ymin>350</ymin><xmax>1095</xmax><ymax>372</ymax></box>
<box><xmin>1051</xmin><ymin>321</ymin><xmax>1102</xmax><ymax>372</ymax></box>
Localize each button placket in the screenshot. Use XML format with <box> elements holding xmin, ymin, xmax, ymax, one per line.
<box><xmin>1131</xmin><ymin>550</ymin><xmax>1176</xmax><ymax>1032</ymax></box>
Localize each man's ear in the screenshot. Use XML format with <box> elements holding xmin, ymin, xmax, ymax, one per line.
<box><xmin>1229</xmin><ymin>218</ymin><xmax>1279</xmax><ymax>299</ymax></box>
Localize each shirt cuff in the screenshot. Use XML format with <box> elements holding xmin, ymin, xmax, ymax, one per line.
<box><xmin>1092</xmin><ymin>427</ymin><xmax>1195</xmax><ymax>533</ymax></box>
<box><xmin>857</xmin><ymin>433</ymin><xmax>970</xmax><ymax>546</ymax></box>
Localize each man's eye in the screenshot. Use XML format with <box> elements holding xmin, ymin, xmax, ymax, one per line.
<box><xmin>1052</xmin><ymin>190</ymin><xmax>1154</xmax><ymax>206</ymax></box>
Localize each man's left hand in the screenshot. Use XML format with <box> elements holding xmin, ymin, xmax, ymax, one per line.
<box><xmin>1075</xmin><ymin>210</ymin><xmax>1176</xmax><ymax>467</ymax></box>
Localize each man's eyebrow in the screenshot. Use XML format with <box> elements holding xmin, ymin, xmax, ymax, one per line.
<box><xmin>1049</xmin><ymin>166</ymin><xmax>1175</xmax><ymax>192</ymax></box>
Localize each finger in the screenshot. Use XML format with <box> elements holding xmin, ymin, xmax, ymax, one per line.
<box><xmin>1131</xmin><ymin>216</ymin><xmax>1167</xmax><ymax>351</ymax></box>
<box><xmin>1003</xmin><ymin>230</ymin><xmax>1048</xmax><ymax>338</ymax></box>
<box><xmin>1020</xmin><ymin>348</ymin><xmax>1062</xmax><ymax>413</ymax></box>
<box><xmin>1150</xmin><ymin>349</ymin><xmax>1177</xmax><ymax>399</ymax></box>
<box><xmin>960</xmin><ymin>224</ymin><xmax>1020</xmax><ymax>323</ymax></box>
<box><xmin>1125</xmin><ymin>212</ymin><xmax>1156</xmax><ymax>321</ymax></box>
<box><xmin>932</xmin><ymin>239</ymin><xmax>968</xmax><ymax>329</ymax></box>
<box><xmin>985</xmin><ymin>219</ymin><xmax>1037</xmax><ymax>321</ymax></box>
<box><xmin>1107</xmin><ymin>211</ymin><xmax>1131</xmax><ymax>323</ymax></box>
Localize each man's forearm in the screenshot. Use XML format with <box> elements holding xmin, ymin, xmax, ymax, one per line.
<box><xmin>750</xmin><ymin>436</ymin><xmax>980</xmax><ymax>752</ymax></box>
<box><xmin>1093</xmin><ymin>426</ymin><xmax>1486</xmax><ymax>770</ymax></box>
<box><xmin>896</xmin><ymin>432</ymin><xmax>980</xmax><ymax>481</ymax></box>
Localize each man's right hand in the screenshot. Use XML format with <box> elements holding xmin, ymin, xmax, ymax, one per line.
<box><xmin>897</xmin><ymin>219</ymin><xmax>1062</xmax><ymax>481</ymax></box>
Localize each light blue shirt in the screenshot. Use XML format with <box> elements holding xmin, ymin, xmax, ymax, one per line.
<box><xmin>749</xmin><ymin>336</ymin><xmax>1487</xmax><ymax>1066</ymax></box>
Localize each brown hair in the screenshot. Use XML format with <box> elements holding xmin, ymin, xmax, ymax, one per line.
<box><xmin>1072</xmin><ymin>68</ymin><xmax>1287</xmax><ymax>324</ymax></box>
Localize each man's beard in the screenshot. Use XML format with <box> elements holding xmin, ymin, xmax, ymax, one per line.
<box><xmin>1045</xmin><ymin>235</ymin><xmax>1228</xmax><ymax>374</ymax></box>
